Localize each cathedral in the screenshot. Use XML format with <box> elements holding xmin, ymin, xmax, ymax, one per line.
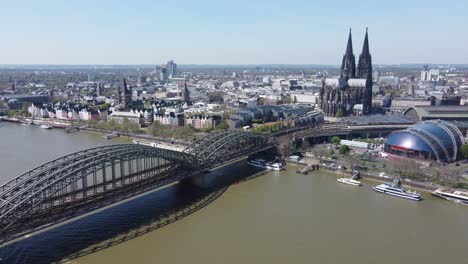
<box><xmin>116</xmin><ymin>78</ymin><xmax>133</xmax><ymax>110</ymax></box>
<box><xmin>319</xmin><ymin>28</ymin><xmax>373</xmax><ymax>116</ymax></box>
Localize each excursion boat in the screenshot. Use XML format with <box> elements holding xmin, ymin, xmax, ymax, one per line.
<box><xmin>373</xmin><ymin>179</ymin><xmax>422</xmax><ymax>201</ymax></box>
<box><xmin>40</xmin><ymin>124</ymin><xmax>52</xmax><ymax>129</ymax></box>
<box><xmin>432</xmin><ymin>188</ymin><xmax>468</xmax><ymax>205</ymax></box>
<box><xmin>265</xmin><ymin>162</ymin><xmax>284</xmax><ymax>171</ymax></box>
<box><xmin>337</xmin><ymin>178</ymin><xmax>362</xmax><ymax>186</ymax></box>
<box><xmin>248</xmin><ymin>158</ymin><xmax>284</xmax><ymax>171</ymax></box>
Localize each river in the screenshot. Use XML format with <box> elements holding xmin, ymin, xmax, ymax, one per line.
<box><xmin>0</xmin><ymin>122</ymin><xmax>467</xmax><ymax>264</ymax></box>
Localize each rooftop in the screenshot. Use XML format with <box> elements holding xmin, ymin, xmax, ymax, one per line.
<box><xmin>404</xmin><ymin>105</ymin><xmax>468</xmax><ymax>120</ymax></box>
<box><xmin>342</xmin><ymin>114</ymin><xmax>415</xmax><ymax>126</ymax></box>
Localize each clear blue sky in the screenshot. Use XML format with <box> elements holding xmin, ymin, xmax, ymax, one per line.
<box><xmin>1</xmin><ymin>0</ymin><xmax>466</xmax><ymax>65</ymax></box>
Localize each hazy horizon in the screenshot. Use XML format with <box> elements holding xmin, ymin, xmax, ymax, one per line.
<box><xmin>1</xmin><ymin>0</ymin><xmax>467</xmax><ymax>65</ymax></box>
<box><xmin>1</xmin><ymin>63</ymin><xmax>466</xmax><ymax>68</ymax></box>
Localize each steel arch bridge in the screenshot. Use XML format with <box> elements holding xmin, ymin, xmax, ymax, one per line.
<box><xmin>0</xmin><ymin>131</ymin><xmax>274</xmax><ymax>241</ymax></box>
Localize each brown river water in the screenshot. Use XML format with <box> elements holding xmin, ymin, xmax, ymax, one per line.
<box><xmin>0</xmin><ymin>122</ymin><xmax>467</xmax><ymax>264</ymax></box>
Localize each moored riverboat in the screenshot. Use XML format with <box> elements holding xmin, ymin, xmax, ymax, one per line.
<box><xmin>248</xmin><ymin>158</ymin><xmax>284</xmax><ymax>171</ymax></box>
<box><xmin>337</xmin><ymin>178</ymin><xmax>362</xmax><ymax>186</ymax></box>
<box><xmin>432</xmin><ymin>188</ymin><xmax>468</xmax><ymax>205</ymax></box>
<box><xmin>373</xmin><ymin>179</ymin><xmax>422</xmax><ymax>201</ymax></box>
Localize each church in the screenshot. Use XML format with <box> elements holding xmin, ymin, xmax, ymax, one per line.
<box><xmin>116</xmin><ymin>78</ymin><xmax>133</xmax><ymax>110</ymax></box>
<box><xmin>319</xmin><ymin>29</ymin><xmax>373</xmax><ymax>117</ymax></box>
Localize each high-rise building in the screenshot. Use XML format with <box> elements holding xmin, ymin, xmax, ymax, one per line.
<box><xmin>421</xmin><ymin>71</ymin><xmax>428</xmax><ymax>81</ymax></box>
<box><xmin>160</xmin><ymin>67</ymin><xmax>168</xmax><ymax>82</ymax></box>
<box><xmin>171</xmin><ymin>62</ymin><xmax>177</xmax><ymax>78</ymax></box>
<box><xmin>408</xmin><ymin>83</ymin><xmax>416</xmax><ymax>96</ymax></box>
<box><xmin>96</xmin><ymin>83</ymin><xmax>102</xmax><ymax>97</ymax></box>
<box><xmin>87</xmin><ymin>73</ymin><xmax>94</xmax><ymax>82</ymax></box>
<box><xmin>319</xmin><ymin>28</ymin><xmax>373</xmax><ymax>116</ymax></box>
<box><xmin>137</xmin><ymin>72</ymin><xmax>146</xmax><ymax>86</ymax></box>
<box><xmin>155</xmin><ymin>65</ymin><xmax>161</xmax><ymax>75</ymax></box>
<box><xmin>166</xmin><ymin>60</ymin><xmax>177</xmax><ymax>78</ymax></box>
<box><xmin>8</xmin><ymin>77</ymin><xmax>16</xmax><ymax>91</ymax></box>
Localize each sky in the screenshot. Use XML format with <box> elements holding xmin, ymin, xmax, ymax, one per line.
<box><xmin>0</xmin><ymin>0</ymin><xmax>467</xmax><ymax>65</ymax></box>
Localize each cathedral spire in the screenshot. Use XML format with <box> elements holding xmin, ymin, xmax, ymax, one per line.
<box><xmin>183</xmin><ymin>82</ymin><xmax>191</xmax><ymax>105</ymax></box>
<box><xmin>357</xmin><ymin>28</ymin><xmax>373</xmax><ymax>115</ymax></box>
<box><xmin>122</xmin><ymin>78</ymin><xmax>132</xmax><ymax>110</ymax></box>
<box><xmin>346</xmin><ymin>28</ymin><xmax>353</xmax><ymax>55</ymax></box>
<box><xmin>361</xmin><ymin>27</ymin><xmax>370</xmax><ymax>56</ymax></box>
<box><xmin>123</xmin><ymin>78</ymin><xmax>127</xmax><ymax>91</ymax></box>
<box><xmin>117</xmin><ymin>85</ymin><xmax>122</xmax><ymax>104</ymax></box>
<box><xmin>340</xmin><ymin>28</ymin><xmax>356</xmax><ymax>80</ymax></box>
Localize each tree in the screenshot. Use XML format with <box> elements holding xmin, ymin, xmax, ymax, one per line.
<box><xmin>257</xmin><ymin>97</ymin><xmax>265</xmax><ymax>106</ymax></box>
<box><xmin>282</xmin><ymin>96</ymin><xmax>293</xmax><ymax>104</ymax></box>
<box><xmin>107</xmin><ymin>119</ymin><xmax>120</xmax><ymax>130</ymax></box>
<box><xmin>339</xmin><ymin>145</ymin><xmax>350</xmax><ymax>155</ymax></box>
<box><xmin>461</xmin><ymin>144</ymin><xmax>468</xmax><ymax>159</ymax></box>
<box><xmin>311</xmin><ymin>145</ymin><xmax>327</xmax><ymax>162</ymax></box>
<box><xmin>150</xmin><ymin>121</ymin><xmax>162</xmax><ymax>136</ymax></box>
<box><xmin>5</xmin><ymin>109</ymin><xmax>16</xmax><ymax>118</ymax></box>
<box><xmin>121</xmin><ymin>118</ymin><xmax>135</xmax><ymax>133</ymax></box>
<box><xmin>21</xmin><ymin>102</ymin><xmax>30</xmax><ymax>117</ymax></box>
<box><xmin>100</xmin><ymin>103</ymin><xmax>110</xmax><ymax>111</ymax></box>
<box><xmin>330</xmin><ymin>136</ymin><xmax>341</xmax><ymax>146</ymax></box>
<box><xmin>335</xmin><ymin>109</ymin><xmax>344</xmax><ymax>118</ymax></box>
<box><xmin>343</xmin><ymin>155</ymin><xmax>358</xmax><ymax>171</ymax></box>
<box><xmin>215</xmin><ymin>119</ymin><xmax>228</xmax><ymax>130</ymax></box>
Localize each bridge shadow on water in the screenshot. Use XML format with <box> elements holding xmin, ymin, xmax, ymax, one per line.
<box><xmin>0</xmin><ymin>161</ymin><xmax>268</xmax><ymax>264</ymax></box>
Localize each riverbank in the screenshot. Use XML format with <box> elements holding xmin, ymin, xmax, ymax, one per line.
<box><xmin>288</xmin><ymin>160</ymin><xmax>438</xmax><ymax>192</ymax></box>
<box><xmin>80</xmin><ymin>127</ymin><xmax>191</xmax><ymax>146</ymax></box>
<box><xmin>0</xmin><ymin>117</ymin><xmax>191</xmax><ymax>147</ymax></box>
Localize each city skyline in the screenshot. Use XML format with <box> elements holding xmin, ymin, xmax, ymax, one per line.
<box><xmin>1</xmin><ymin>0</ymin><xmax>467</xmax><ymax>65</ymax></box>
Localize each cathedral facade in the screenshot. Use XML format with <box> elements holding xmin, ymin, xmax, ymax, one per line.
<box><xmin>319</xmin><ymin>29</ymin><xmax>373</xmax><ymax>116</ymax></box>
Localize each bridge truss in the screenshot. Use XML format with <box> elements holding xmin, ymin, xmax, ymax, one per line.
<box><xmin>0</xmin><ymin>131</ymin><xmax>274</xmax><ymax>241</ymax></box>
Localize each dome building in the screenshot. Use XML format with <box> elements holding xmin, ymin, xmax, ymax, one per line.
<box><xmin>384</xmin><ymin>120</ymin><xmax>464</xmax><ymax>163</ymax></box>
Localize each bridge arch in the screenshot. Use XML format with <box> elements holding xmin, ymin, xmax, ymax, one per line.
<box><xmin>0</xmin><ymin>131</ymin><xmax>274</xmax><ymax>237</ymax></box>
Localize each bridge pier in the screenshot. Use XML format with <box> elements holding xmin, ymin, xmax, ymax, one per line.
<box><xmin>184</xmin><ymin>172</ymin><xmax>221</xmax><ymax>188</ymax></box>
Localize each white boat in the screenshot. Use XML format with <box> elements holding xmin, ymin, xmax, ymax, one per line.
<box><xmin>373</xmin><ymin>179</ymin><xmax>422</xmax><ymax>201</ymax></box>
<box><xmin>337</xmin><ymin>178</ymin><xmax>362</xmax><ymax>186</ymax></box>
<box><xmin>432</xmin><ymin>188</ymin><xmax>468</xmax><ymax>205</ymax></box>
<box><xmin>248</xmin><ymin>159</ymin><xmax>284</xmax><ymax>171</ymax></box>
<box><xmin>40</xmin><ymin>124</ymin><xmax>52</xmax><ymax>129</ymax></box>
<box><xmin>265</xmin><ymin>162</ymin><xmax>284</xmax><ymax>171</ymax></box>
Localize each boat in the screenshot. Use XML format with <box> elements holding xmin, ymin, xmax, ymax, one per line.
<box><xmin>248</xmin><ymin>158</ymin><xmax>284</xmax><ymax>171</ymax></box>
<box><xmin>105</xmin><ymin>132</ymin><xmax>120</xmax><ymax>139</ymax></box>
<box><xmin>40</xmin><ymin>124</ymin><xmax>52</xmax><ymax>129</ymax></box>
<box><xmin>431</xmin><ymin>188</ymin><xmax>468</xmax><ymax>205</ymax></box>
<box><xmin>265</xmin><ymin>161</ymin><xmax>284</xmax><ymax>171</ymax></box>
<box><xmin>373</xmin><ymin>178</ymin><xmax>422</xmax><ymax>201</ymax></box>
<box><xmin>337</xmin><ymin>178</ymin><xmax>362</xmax><ymax>186</ymax></box>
